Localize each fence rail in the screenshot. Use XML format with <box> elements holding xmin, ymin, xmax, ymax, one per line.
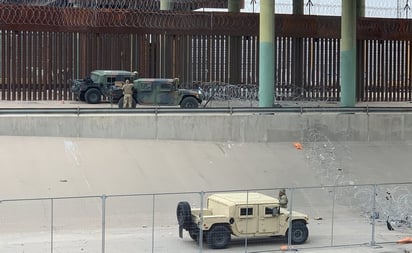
<box><xmin>1</xmin><ymin>106</ymin><xmax>412</xmax><ymax>115</ymax></box>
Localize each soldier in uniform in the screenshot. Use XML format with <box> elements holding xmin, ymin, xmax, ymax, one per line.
<box><xmin>279</xmin><ymin>189</ymin><xmax>288</xmax><ymax>208</ymax></box>
<box><xmin>122</xmin><ymin>79</ymin><xmax>134</xmax><ymax>108</ymax></box>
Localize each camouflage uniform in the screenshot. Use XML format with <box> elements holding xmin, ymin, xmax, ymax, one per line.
<box><xmin>279</xmin><ymin>189</ymin><xmax>288</xmax><ymax>208</ymax></box>
<box><xmin>122</xmin><ymin>80</ymin><xmax>134</xmax><ymax>108</ymax></box>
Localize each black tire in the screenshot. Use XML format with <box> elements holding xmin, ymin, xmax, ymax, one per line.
<box><xmin>188</xmin><ymin>224</ymin><xmax>199</xmax><ymax>241</ymax></box>
<box><xmin>176</xmin><ymin>201</ymin><xmax>192</xmax><ymax>229</ymax></box>
<box><xmin>188</xmin><ymin>224</ymin><xmax>207</xmax><ymax>242</ymax></box>
<box><xmin>79</xmin><ymin>92</ymin><xmax>86</xmax><ymax>101</ymax></box>
<box><xmin>85</xmin><ymin>88</ymin><xmax>101</xmax><ymax>104</ymax></box>
<box><xmin>118</xmin><ymin>97</ymin><xmax>137</xmax><ymax>109</ymax></box>
<box><xmin>180</xmin><ymin>97</ymin><xmax>199</xmax><ymax>108</ymax></box>
<box><xmin>287</xmin><ymin>221</ymin><xmax>309</xmax><ymax>244</ymax></box>
<box><xmin>206</xmin><ymin>225</ymin><xmax>231</xmax><ymax>249</ymax></box>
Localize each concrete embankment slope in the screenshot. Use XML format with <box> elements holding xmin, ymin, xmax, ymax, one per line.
<box><xmin>1</xmin><ymin>136</ymin><xmax>411</xmax><ymax>199</ymax></box>
<box><xmin>1</xmin><ymin>110</ymin><xmax>412</xmax><ymax>253</ymax></box>
<box><xmin>0</xmin><ymin>111</ymin><xmax>412</xmax><ymax>197</ymax></box>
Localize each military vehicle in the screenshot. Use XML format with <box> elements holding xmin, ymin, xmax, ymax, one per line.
<box><xmin>71</xmin><ymin>70</ymin><xmax>138</xmax><ymax>104</ymax></box>
<box><xmin>115</xmin><ymin>78</ymin><xmax>204</xmax><ymax>108</ymax></box>
<box><xmin>176</xmin><ymin>192</ymin><xmax>309</xmax><ymax>249</ymax></box>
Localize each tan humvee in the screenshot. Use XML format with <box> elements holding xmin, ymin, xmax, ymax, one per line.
<box><xmin>177</xmin><ymin>192</ymin><xmax>309</xmax><ymax>249</ymax></box>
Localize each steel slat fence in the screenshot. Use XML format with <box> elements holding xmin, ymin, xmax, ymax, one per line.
<box><xmin>0</xmin><ymin>5</ymin><xmax>411</xmax><ymax>102</ymax></box>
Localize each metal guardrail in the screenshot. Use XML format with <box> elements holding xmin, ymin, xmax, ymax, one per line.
<box><xmin>0</xmin><ymin>106</ymin><xmax>412</xmax><ymax>115</ymax></box>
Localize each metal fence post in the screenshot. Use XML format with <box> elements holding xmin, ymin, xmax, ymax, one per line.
<box><xmin>152</xmin><ymin>194</ymin><xmax>156</xmax><ymax>253</ymax></box>
<box><xmin>287</xmin><ymin>188</ymin><xmax>293</xmax><ymax>249</ymax></box>
<box><xmin>50</xmin><ymin>198</ymin><xmax>54</xmax><ymax>253</ymax></box>
<box><xmin>101</xmin><ymin>195</ymin><xmax>106</xmax><ymax>253</ymax></box>
<box><xmin>199</xmin><ymin>191</ymin><xmax>204</xmax><ymax>253</ymax></box>
<box><xmin>370</xmin><ymin>184</ymin><xmax>377</xmax><ymax>246</ymax></box>
<box><xmin>245</xmin><ymin>190</ymin><xmax>249</xmax><ymax>253</ymax></box>
<box><xmin>331</xmin><ymin>185</ymin><xmax>336</xmax><ymax>246</ymax></box>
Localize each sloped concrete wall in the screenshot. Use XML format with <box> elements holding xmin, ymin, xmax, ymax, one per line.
<box><xmin>1</xmin><ymin>113</ymin><xmax>411</xmax><ymax>142</ymax></box>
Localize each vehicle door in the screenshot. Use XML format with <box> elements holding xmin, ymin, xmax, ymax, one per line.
<box><xmin>258</xmin><ymin>205</ymin><xmax>280</xmax><ymax>234</ymax></box>
<box><xmin>136</xmin><ymin>81</ymin><xmax>154</xmax><ymax>104</ymax></box>
<box><xmin>154</xmin><ymin>81</ymin><xmax>178</xmax><ymax>105</ymax></box>
<box><xmin>234</xmin><ymin>205</ymin><xmax>258</xmax><ymax>235</ymax></box>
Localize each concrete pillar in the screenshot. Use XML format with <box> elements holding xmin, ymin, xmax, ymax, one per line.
<box><xmin>356</xmin><ymin>0</ymin><xmax>365</xmax><ymax>17</ymax></box>
<box><xmin>160</xmin><ymin>0</ymin><xmax>171</xmax><ymax>10</ymax></box>
<box><xmin>258</xmin><ymin>0</ymin><xmax>275</xmax><ymax>107</ymax></box>
<box><xmin>356</xmin><ymin>0</ymin><xmax>365</xmax><ymax>100</ymax></box>
<box><xmin>228</xmin><ymin>0</ymin><xmax>241</xmax><ymax>13</ymax></box>
<box><xmin>293</xmin><ymin>0</ymin><xmax>304</xmax><ymax>15</ymax></box>
<box><xmin>340</xmin><ymin>0</ymin><xmax>356</xmax><ymax>107</ymax></box>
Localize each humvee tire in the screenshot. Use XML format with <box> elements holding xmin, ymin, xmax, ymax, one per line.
<box><xmin>176</xmin><ymin>201</ymin><xmax>192</xmax><ymax>229</ymax></box>
<box><xmin>288</xmin><ymin>221</ymin><xmax>309</xmax><ymax>244</ymax></box>
<box><xmin>85</xmin><ymin>88</ymin><xmax>101</xmax><ymax>104</ymax></box>
<box><xmin>188</xmin><ymin>223</ymin><xmax>200</xmax><ymax>241</ymax></box>
<box><xmin>180</xmin><ymin>97</ymin><xmax>199</xmax><ymax>108</ymax></box>
<box><xmin>79</xmin><ymin>92</ymin><xmax>86</xmax><ymax>101</ymax></box>
<box><xmin>206</xmin><ymin>225</ymin><xmax>231</xmax><ymax>249</ymax></box>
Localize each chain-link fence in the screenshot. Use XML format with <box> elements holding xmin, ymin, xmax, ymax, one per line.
<box><xmin>0</xmin><ymin>183</ymin><xmax>411</xmax><ymax>252</ymax></box>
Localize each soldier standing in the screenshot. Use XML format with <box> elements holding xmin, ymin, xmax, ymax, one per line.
<box><xmin>122</xmin><ymin>79</ymin><xmax>134</xmax><ymax>108</ymax></box>
<box><xmin>279</xmin><ymin>189</ymin><xmax>288</xmax><ymax>208</ymax></box>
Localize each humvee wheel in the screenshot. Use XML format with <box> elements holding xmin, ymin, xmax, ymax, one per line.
<box><xmin>188</xmin><ymin>223</ymin><xmax>201</xmax><ymax>242</ymax></box>
<box><xmin>79</xmin><ymin>92</ymin><xmax>86</xmax><ymax>101</ymax></box>
<box><xmin>85</xmin><ymin>88</ymin><xmax>101</xmax><ymax>104</ymax></box>
<box><xmin>180</xmin><ymin>97</ymin><xmax>199</xmax><ymax>108</ymax></box>
<box><xmin>189</xmin><ymin>225</ymin><xmax>207</xmax><ymax>242</ymax></box>
<box><xmin>176</xmin><ymin>201</ymin><xmax>192</xmax><ymax>229</ymax></box>
<box><xmin>207</xmin><ymin>225</ymin><xmax>231</xmax><ymax>249</ymax></box>
<box><xmin>288</xmin><ymin>221</ymin><xmax>308</xmax><ymax>244</ymax></box>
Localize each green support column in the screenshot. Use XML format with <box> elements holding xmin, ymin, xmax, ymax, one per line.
<box><xmin>293</xmin><ymin>0</ymin><xmax>304</xmax><ymax>15</ymax></box>
<box><xmin>228</xmin><ymin>0</ymin><xmax>241</xmax><ymax>12</ymax></box>
<box><xmin>258</xmin><ymin>0</ymin><xmax>275</xmax><ymax>107</ymax></box>
<box><xmin>356</xmin><ymin>0</ymin><xmax>365</xmax><ymax>17</ymax></box>
<box><xmin>160</xmin><ymin>0</ymin><xmax>171</xmax><ymax>10</ymax></box>
<box><xmin>356</xmin><ymin>0</ymin><xmax>365</xmax><ymax>100</ymax></box>
<box><xmin>340</xmin><ymin>0</ymin><xmax>356</xmax><ymax>107</ymax></box>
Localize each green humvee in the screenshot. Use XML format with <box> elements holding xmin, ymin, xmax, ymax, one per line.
<box><xmin>71</xmin><ymin>70</ymin><xmax>138</xmax><ymax>104</ymax></box>
<box><xmin>177</xmin><ymin>192</ymin><xmax>309</xmax><ymax>249</ymax></box>
<box><xmin>116</xmin><ymin>78</ymin><xmax>205</xmax><ymax>108</ymax></box>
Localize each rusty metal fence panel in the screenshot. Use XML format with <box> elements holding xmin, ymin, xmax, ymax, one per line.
<box><xmin>0</xmin><ymin>5</ymin><xmax>411</xmax><ymax>102</ymax></box>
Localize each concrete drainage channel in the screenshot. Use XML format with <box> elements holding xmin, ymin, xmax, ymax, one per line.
<box><xmin>0</xmin><ymin>107</ymin><xmax>412</xmax><ymax>252</ymax></box>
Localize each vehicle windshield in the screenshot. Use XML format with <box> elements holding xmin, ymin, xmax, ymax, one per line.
<box><xmin>90</xmin><ymin>73</ymin><xmax>99</xmax><ymax>83</ymax></box>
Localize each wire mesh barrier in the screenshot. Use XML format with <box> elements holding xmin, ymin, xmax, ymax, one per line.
<box><xmin>0</xmin><ymin>184</ymin><xmax>411</xmax><ymax>252</ymax></box>
<box><xmin>0</xmin><ymin>0</ymin><xmax>227</xmax><ymax>11</ymax></box>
